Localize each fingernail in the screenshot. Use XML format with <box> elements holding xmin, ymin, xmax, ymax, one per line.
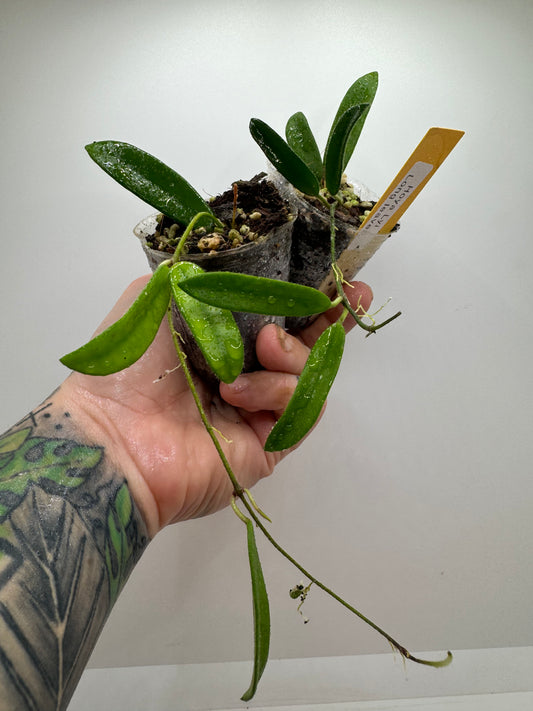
<box><xmin>277</xmin><ymin>325</ymin><xmax>293</xmax><ymax>352</ymax></box>
<box><xmin>225</xmin><ymin>374</ymin><xmax>250</xmax><ymax>393</ymax></box>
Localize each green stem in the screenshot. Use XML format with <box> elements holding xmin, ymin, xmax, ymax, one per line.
<box><xmin>172</xmin><ymin>211</ymin><xmax>224</xmax><ymax>262</ymax></box>
<box><xmin>320</xmin><ymin>197</ymin><xmax>402</xmax><ymax>335</ymax></box>
<box><xmin>167</xmin><ymin>309</ymin><xmax>451</xmax><ymax>669</ymax></box>
<box><xmin>238</xmin><ymin>494</ymin><xmax>451</xmax><ymax>668</ymax></box>
<box><xmin>166</xmin><ymin>311</ymin><xmax>243</xmax><ymax>496</ymax></box>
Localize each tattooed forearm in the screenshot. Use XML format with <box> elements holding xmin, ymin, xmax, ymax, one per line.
<box><xmin>0</xmin><ymin>398</ymin><xmax>149</xmax><ymax>711</ymax></box>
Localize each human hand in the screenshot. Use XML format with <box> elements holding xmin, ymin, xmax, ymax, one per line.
<box><xmin>58</xmin><ymin>276</ymin><xmax>372</xmax><ymax>537</ymax></box>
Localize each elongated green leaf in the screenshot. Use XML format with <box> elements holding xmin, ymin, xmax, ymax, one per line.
<box><xmin>170</xmin><ymin>262</ymin><xmax>244</xmax><ymax>383</ymax></box>
<box><xmin>60</xmin><ymin>262</ymin><xmax>171</xmax><ymax>375</ymax></box>
<box><xmin>179</xmin><ymin>271</ymin><xmax>333</xmax><ymax>317</ymax></box>
<box><xmin>86</xmin><ymin>141</ymin><xmax>214</xmax><ymax>227</ymax></box>
<box><xmin>249</xmin><ymin>118</ymin><xmax>320</xmax><ymax>196</ymax></box>
<box><xmin>285</xmin><ymin>112</ymin><xmax>323</xmax><ymax>182</ymax></box>
<box><xmin>265</xmin><ymin>322</ymin><xmax>345</xmax><ymax>451</ymax></box>
<box><xmin>323</xmin><ymin>104</ymin><xmax>368</xmax><ymax>196</ymax></box>
<box><xmin>241</xmin><ymin>518</ymin><xmax>270</xmax><ymax>701</ymax></box>
<box><xmin>329</xmin><ymin>71</ymin><xmax>379</xmax><ymax>172</ymax></box>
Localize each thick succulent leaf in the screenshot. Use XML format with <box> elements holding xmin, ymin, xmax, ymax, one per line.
<box><xmin>323</xmin><ymin>104</ymin><xmax>369</xmax><ymax>196</ymax></box>
<box><xmin>170</xmin><ymin>262</ymin><xmax>244</xmax><ymax>383</ymax></box>
<box><xmin>265</xmin><ymin>322</ymin><xmax>345</xmax><ymax>451</ymax></box>
<box><xmin>86</xmin><ymin>141</ymin><xmax>214</xmax><ymax>227</ymax></box>
<box><xmin>285</xmin><ymin>112</ymin><xmax>323</xmax><ymax>182</ymax></box>
<box><xmin>329</xmin><ymin>71</ymin><xmax>379</xmax><ymax>173</ymax></box>
<box><xmin>249</xmin><ymin>118</ymin><xmax>320</xmax><ymax>196</ymax></box>
<box><xmin>179</xmin><ymin>271</ymin><xmax>333</xmax><ymax>317</ymax></box>
<box><xmin>60</xmin><ymin>261</ymin><xmax>171</xmax><ymax>375</ymax></box>
<box><xmin>240</xmin><ymin>518</ymin><xmax>270</xmax><ymax>701</ymax></box>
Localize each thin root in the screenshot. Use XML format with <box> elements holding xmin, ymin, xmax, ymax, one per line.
<box><xmin>153</xmin><ymin>364</ymin><xmax>181</xmax><ymax>383</ymax></box>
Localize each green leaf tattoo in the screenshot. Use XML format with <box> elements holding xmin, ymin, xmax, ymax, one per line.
<box><xmin>0</xmin><ymin>433</ymin><xmax>102</xmax><ymax>521</ymax></box>
<box><xmin>105</xmin><ymin>482</ymin><xmax>136</xmax><ymax>604</ymax></box>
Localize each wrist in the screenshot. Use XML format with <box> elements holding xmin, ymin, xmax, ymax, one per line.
<box><xmin>54</xmin><ymin>377</ymin><xmax>160</xmax><ymax>538</ymax></box>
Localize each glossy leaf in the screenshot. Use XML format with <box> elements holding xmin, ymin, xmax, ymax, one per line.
<box><xmin>169</xmin><ymin>261</ymin><xmax>244</xmax><ymax>383</ymax></box>
<box><xmin>241</xmin><ymin>518</ymin><xmax>270</xmax><ymax>701</ymax></box>
<box><xmin>285</xmin><ymin>112</ymin><xmax>322</xmax><ymax>182</ymax></box>
<box><xmin>265</xmin><ymin>322</ymin><xmax>345</xmax><ymax>451</ymax></box>
<box><xmin>60</xmin><ymin>261</ymin><xmax>171</xmax><ymax>375</ymax></box>
<box><xmin>323</xmin><ymin>104</ymin><xmax>369</xmax><ymax>196</ymax></box>
<box><xmin>85</xmin><ymin>141</ymin><xmax>214</xmax><ymax>227</ymax></box>
<box><xmin>329</xmin><ymin>71</ymin><xmax>379</xmax><ymax>173</ymax></box>
<box><xmin>179</xmin><ymin>271</ymin><xmax>333</xmax><ymax>317</ymax></box>
<box><xmin>249</xmin><ymin>118</ymin><xmax>320</xmax><ymax>196</ymax></box>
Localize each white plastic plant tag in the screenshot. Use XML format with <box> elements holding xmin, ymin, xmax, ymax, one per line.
<box><xmin>327</xmin><ymin>127</ymin><xmax>465</xmax><ymax>286</ymax></box>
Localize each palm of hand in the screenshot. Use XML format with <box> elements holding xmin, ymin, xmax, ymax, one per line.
<box><xmin>65</xmin><ymin>276</ymin><xmax>372</xmax><ymax>536</ymax></box>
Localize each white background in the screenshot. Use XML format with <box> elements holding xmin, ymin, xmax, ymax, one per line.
<box><xmin>1</xmin><ymin>0</ymin><xmax>532</xmax><ymax>706</ymax></box>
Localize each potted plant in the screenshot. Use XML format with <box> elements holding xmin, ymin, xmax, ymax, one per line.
<box><xmin>60</xmin><ymin>73</ymin><xmax>452</xmax><ymax>701</ymax></box>
<box><xmin>249</xmin><ymin>71</ymin><xmax>403</xmax><ymax>329</ymax></box>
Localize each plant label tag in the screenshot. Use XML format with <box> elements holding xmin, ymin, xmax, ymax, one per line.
<box><xmin>331</xmin><ymin>127</ymin><xmax>465</xmax><ymax>284</ymax></box>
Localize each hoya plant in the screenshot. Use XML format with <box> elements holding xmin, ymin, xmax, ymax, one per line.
<box><xmin>60</xmin><ymin>75</ymin><xmax>451</xmax><ymax>701</ymax></box>
<box><xmin>250</xmin><ymin>70</ymin><xmax>379</xmax><ymax>215</ymax></box>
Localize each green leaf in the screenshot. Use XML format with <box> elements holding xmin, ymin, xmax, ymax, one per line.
<box><xmin>285</xmin><ymin>112</ymin><xmax>323</xmax><ymax>182</ymax></box>
<box><xmin>265</xmin><ymin>322</ymin><xmax>345</xmax><ymax>451</ymax></box>
<box><xmin>323</xmin><ymin>104</ymin><xmax>369</xmax><ymax>196</ymax></box>
<box><xmin>179</xmin><ymin>271</ymin><xmax>333</xmax><ymax>317</ymax></box>
<box><xmin>115</xmin><ymin>480</ymin><xmax>133</xmax><ymax>528</ymax></box>
<box><xmin>170</xmin><ymin>262</ymin><xmax>244</xmax><ymax>383</ymax></box>
<box><xmin>249</xmin><ymin>118</ymin><xmax>320</xmax><ymax>196</ymax></box>
<box><xmin>241</xmin><ymin>518</ymin><xmax>270</xmax><ymax>701</ymax></box>
<box><xmin>329</xmin><ymin>71</ymin><xmax>379</xmax><ymax>173</ymax></box>
<box><xmin>86</xmin><ymin>141</ymin><xmax>214</xmax><ymax>227</ymax></box>
<box><xmin>60</xmin><ymin>261</ymin><xmax>171</xmax><ymax>375</ymax></box>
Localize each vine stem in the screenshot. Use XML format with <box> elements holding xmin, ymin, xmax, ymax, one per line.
<box><xmin>318</xmin><ymin>197</ymin><xmax>402</xmax><ymax>334</ymax></box>
<box><xmin>172</xmin><ymin>211</ymin><xmax>224</xmax><ymax>262</ymax></box>
<box><xmin>236</xmin><ymin>495</ymin><xmax>451</xmax><ymax>668</ymax></box>
<box><xmin>167</xmin><ymin>311</ymin><xmax>243</xmax><ymax>497</ymax></box>
<box><xmin>168</xmin><ymin>309</ymin><xmax>451</xmax><ymax>669</ymax></box>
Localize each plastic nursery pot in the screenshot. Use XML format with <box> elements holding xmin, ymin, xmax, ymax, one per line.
<box><xmin>274</xmin><ymin>175</ymin><xmax>395</xmax><ymax>330</ymax></box>
<box><xmin>134</xmin><ymin>213</ymin><xmax>293</xmax><ymax>385</ymax></box>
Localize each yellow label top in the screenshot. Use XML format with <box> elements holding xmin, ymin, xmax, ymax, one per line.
<box><xmin>361</xmin><ymin>127</ymin><xmax>465</xmax><ymax>236</ymax></box>
<box><xmin>330</xmin><ymin>127</ymin><xmax>465</xmax><ymax>286</ymax></box>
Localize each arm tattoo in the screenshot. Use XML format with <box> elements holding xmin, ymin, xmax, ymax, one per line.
<box><xmin>0</xmin><ymin>400</ymin><xmax>149</xmax><ymax>710</ymax></box>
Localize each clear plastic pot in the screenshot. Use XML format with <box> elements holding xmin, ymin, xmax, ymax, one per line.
<box><xmin>134</xmin><ymin>214</ymin><xmax>293</xmax><ymax>384</ymax></box>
